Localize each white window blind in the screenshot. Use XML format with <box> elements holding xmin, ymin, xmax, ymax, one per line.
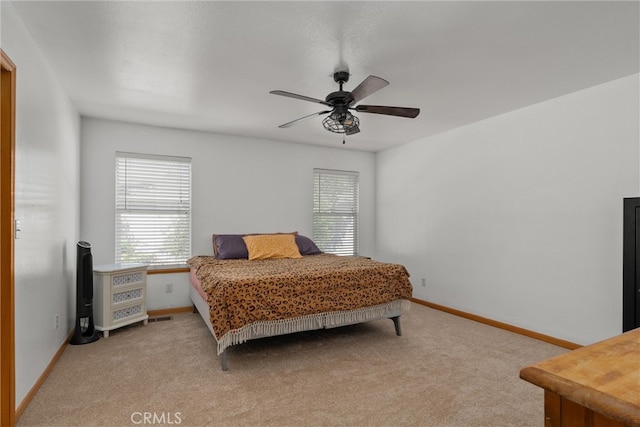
<box><xmin>115</xmin><ymin>152</ymin><xmax>191</xmax><ymax>267</ymax></box>
<box><xmin>313</xmin><ymin>168</ymin><xmax>359</xmax><ymax>256</ymax></box>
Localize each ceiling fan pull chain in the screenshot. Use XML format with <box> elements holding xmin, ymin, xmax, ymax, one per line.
<box><xmin>343</xmin><ymin>134</ymin><xmax>346</xmax><ymax>145</ymax></box>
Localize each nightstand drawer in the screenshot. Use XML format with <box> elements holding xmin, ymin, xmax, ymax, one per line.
<box><xmin>112</xmin><ymin>271</ymin><xmax>144</xmax><ymax>288</ymax></box>
<box><xmin>112</xmin><ymin>287</ymin><xmax>144</xmax><ymax>306</ymax></box>
<box><xmin>112</xmin><ymin>303</ymin><xmax>145</xmax><ymax>324</ymax></box>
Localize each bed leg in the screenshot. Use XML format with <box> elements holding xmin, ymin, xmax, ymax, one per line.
<box><xmin>192</xmin><ymin>304</ymin><xmax>197</xmax><ymax>314</ymax></box>
<box><xmin>220</xmin><ymin>350</ymin><xmax>228</xmax><ymax>372</ymax></box>
<box><xmin>391</xmin><ymin>316</ymin><xmax>402</xmax><ymax>336</ymax></box>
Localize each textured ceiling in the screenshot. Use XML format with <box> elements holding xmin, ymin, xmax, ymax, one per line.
<box><xmin>9</xmin><ymin>1</ymin><xmax>639</xmax><ymax>152</ymax></box>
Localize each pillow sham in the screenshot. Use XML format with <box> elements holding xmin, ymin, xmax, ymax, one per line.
<box><xmin>243</xmin><ymin>234</ymin><xmax>303</xmax><ymax>260</ymax></box>
<box><xmin>295</xmin><ymin>235</ymin><xmax>322</xmax><ymax>255</ymax></box>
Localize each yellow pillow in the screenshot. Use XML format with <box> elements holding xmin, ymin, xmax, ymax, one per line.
<box><xmin>242</xmin><ymin>234</ymin><xmax>303</xmax><ymax>260</ymax></box>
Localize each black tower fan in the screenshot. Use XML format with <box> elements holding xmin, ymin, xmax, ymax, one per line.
<box><xmin>70</xmin><ymin>241</ymin><xmax>99</xmax><ymax>345</ymax></box>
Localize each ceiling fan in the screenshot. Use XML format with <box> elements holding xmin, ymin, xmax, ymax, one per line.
<box><xmin>270</xmin><ymin>71</ymin><xmax>420</xmax><ymax>138</ymax></box>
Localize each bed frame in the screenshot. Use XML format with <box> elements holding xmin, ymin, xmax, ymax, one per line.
<box><xmin>190</xmin><ymin>285</ymin><xmax>404</xmax><ymax>371</ymax></box>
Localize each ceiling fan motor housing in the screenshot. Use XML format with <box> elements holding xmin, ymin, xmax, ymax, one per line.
<box><xmin>326</xmin><ymin>71</ymin><xmax>352</xmax><ymax>105</ymax></box>
<box><xmin>325</xmin><ymin>71</ymin><xmax>351</xmax><ymax>106</ymax></box>
<box><xmin>325</xmin><ymin>92</ymin><xmax>350</xmax><ymax>106</ymax></box>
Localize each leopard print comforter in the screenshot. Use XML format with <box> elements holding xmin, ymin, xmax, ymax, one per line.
<box><xmin>187</xmin><ymin>253</ymin><xmax>413</xmax><ymax>344</ymax></box>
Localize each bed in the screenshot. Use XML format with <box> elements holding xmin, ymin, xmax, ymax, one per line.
<box><xmin>187</xmin><ymin>233</ymin><xmax>413</xmax><ymax>371</ymax></box>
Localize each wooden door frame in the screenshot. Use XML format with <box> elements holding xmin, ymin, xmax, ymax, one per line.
<box><xmin>1</xmin><ymin>48</ymin><xmax>16</xmax><ymax>427</ymax></box>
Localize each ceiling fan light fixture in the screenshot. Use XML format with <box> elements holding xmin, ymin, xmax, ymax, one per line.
<box><xmin>322</xmin><ymin>111</ymin><xmax>360</xmax><ymax>134</ymax></box>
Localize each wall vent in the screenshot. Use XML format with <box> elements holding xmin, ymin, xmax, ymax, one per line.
<box><xmin>148</xmin><ymin>315</ymin><xmax>173</xmax><ymax>323</ymax></box>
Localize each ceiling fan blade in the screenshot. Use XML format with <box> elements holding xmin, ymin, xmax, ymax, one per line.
<box><xmin>345</xmin><ymin>75</ymin><xmax>389</xmax><ymax>105</ymax></box>
<box><xmin>355</xmin><ymin>105</ymin><xmax>420</xmax><ymax>118</ymax></box>
<box><xmin>278</xmin><ymin>110</ymin><xmax>332</xmax><ymax>128</ymax></box>
<box><xmin>270</xmin><ymin>90</ymin><xmax>333</xmax><ymax>107</ymax></box>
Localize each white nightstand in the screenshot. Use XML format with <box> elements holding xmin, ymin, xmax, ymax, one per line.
<box><xmin>93</xmin><ymin>263</ymin><xmax>149</xmax><ymax>337</ymax></box>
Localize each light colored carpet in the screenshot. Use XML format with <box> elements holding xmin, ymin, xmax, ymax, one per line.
<box><xmin>17</xmin><ymin>302</ymin><xmax>567</xmax><ymax>427</ymax></box>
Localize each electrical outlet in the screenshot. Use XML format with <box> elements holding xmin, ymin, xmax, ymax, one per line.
<box><xmin>54</xmin><ymin>314</ymin><xmax>59</xmax><ymax>329</ymax></box>
<box><xmin>165</xmin><ymin>283</ymin><xmax>173</xmax><ymax>293</ymax></box>
<box><xmin>421</xmin><ymin>278</ymin><xmax>426</xmax><ymax>287</ymax></box>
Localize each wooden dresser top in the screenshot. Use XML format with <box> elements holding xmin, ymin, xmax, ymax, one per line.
<box><xmin>520</xmin><ymin>328</ymin><xmax>640</xmax><ymax>426</ymax></box>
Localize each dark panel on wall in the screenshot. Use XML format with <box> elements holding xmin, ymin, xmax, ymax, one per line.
<box><xmin>622</xmin><ymin>197</ymin><xmax>640</xmax><ymax>332</ymax></box>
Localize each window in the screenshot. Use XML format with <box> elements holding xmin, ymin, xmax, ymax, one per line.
<box><xmin>115</xmin><ymin>152</ymin><xmax>191</xmax><ymax>267</ymax></box>
<box><xmin>313</xmin><ymin>168</ymin><xmax>359</xmax><ymax>256</ymax></box>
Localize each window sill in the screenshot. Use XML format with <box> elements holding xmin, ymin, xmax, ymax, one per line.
<box><xmin>147</xmin><ymin>265</ymin><xmax>190</xmax><ymax>275</ymax></box>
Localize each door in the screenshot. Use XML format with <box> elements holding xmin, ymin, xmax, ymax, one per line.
<box><xmin>623</xmin><ymin>197</ymin><xmax>640</xmax><ymax>332</ymax></box>
<box><xmin>0</xmin><ymin>49</ymin><xmax>16</xmax><ymax>427</ymax></box>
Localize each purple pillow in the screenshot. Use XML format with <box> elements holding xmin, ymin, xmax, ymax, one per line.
<box><xmin>213</xmin><ymin>234</ymin><xmax>248</xmax><ymax>259</ymax></box>
<box><xmin>295</xmin><ymin>235</ymin><xmax>322</xmax><ymax>255</ymax></box>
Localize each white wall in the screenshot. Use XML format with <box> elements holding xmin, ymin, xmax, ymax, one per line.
<box><xmin>80</xmin><ymin>118</ymin><xmax>376</xmax><ymax>309</ymax></box>
<box><xmin>376</xmin><ymin>74</ymin><xmax>640</xmax><ymax>346</ymax></box>
<box><xmin>3</xmin><ymin>3</ymin><xmax>81</xmax><ymax>407</ymax></box>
